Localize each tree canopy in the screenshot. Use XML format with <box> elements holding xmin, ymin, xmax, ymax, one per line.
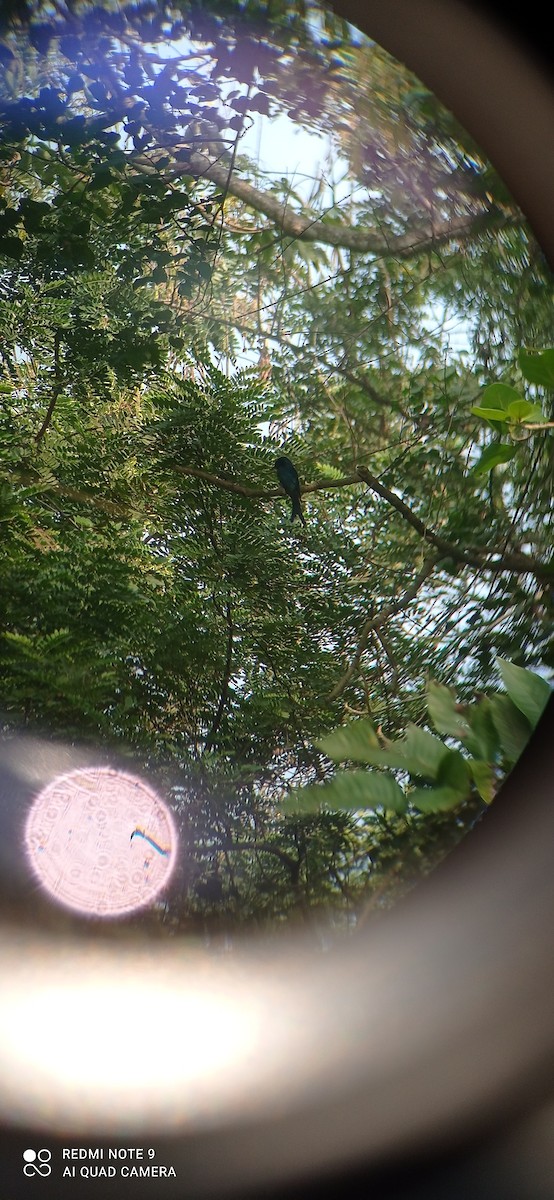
<box><xmin>0</xmin><ymin>0</ymin><xmax>552</xmax><ymax>939</ymax></box>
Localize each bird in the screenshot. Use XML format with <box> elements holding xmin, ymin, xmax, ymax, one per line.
<box><xmin>275</xmin><ymin>456</ymin><xmax>306</xmax><ymax>526</ymax></box>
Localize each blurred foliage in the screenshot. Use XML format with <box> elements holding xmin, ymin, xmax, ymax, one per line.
<box><xmin>286</xmin><ymin>661</ymin><xmax>550</xmax><ymax>817</ymax></box>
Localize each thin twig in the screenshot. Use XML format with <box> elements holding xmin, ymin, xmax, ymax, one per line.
<box><xmin>327</xmin><ymin>556</ymin><xmax>439</xmax><ymax>701</ymax></box>
<box><xmin>35</xmin><ymin>329</ymin><xmax>63</xmax><ymax>445</ymax></box>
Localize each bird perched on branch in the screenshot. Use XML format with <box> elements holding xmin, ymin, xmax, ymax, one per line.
<box><xmin>275</xmin><ymin>456</ymin><xmax>306</xmax><ymax>526</ymax></box>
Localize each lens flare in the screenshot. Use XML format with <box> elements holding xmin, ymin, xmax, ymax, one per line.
<box><xmin>24</xmin><ymin>768</ymin><xmax>177</xmax><ymax>917</ymax></box>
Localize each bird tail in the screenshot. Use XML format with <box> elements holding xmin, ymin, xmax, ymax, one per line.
<box><xmin>291</xmin><ymin>495</ymin><xmax>306</xmax><ymax>526</ymax></box>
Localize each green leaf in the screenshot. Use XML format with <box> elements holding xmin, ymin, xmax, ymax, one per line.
<box><xmin>496</xmin><ymin>658</ymin><xmax>551</xmax><ymax>728</ymax></box>
<box><xmin>281</xmin><ymin>786</ymin><xmax>325</xmax><ymax>814</ymax></box>
<box><xmin>427</xmin><ymin>680</ymin><xmax>470</xmax><ymax>739</ymax></box>
<box><xmin>284</xmin><ymin>770</ymin><xmax>407</xmax><ymax>814</ymax></box>
<box><xmin>463</xmin><ymin>699</ymin><xmax>499</xmax><ymax>762</ymax></box>
<box><xmin>513</xmin><ymin>403</ymin><xmax>545</xmax><ymax>423</ymax></box>
<box><xmin>471</xmin><ymin>443</ymin><xmax>517</xmax><ymax>475</ymax></box>
<box><xmin>400</xmin><ymin>724</ymin><xmax>448</xmax><ymax>781</ymax></box>
<box><xmin>19</xmin><ymin>199</ymin><xmax>51</xmax><ymax>231</ymax></box>
<box><xmin>0</xmin><ymin>236</ymin><xmax>24</xmax><ymax>260</ymax></box>
<box><xmin>518</xmin><ymin>348</ymin><xmax>554</xmax><ymax>388</ymax></box>
<box><xmin>196</xmin><ymin>260</ymin><xmax>213</xmax><ymax>282</ymax></box>
<box><xmin>490</xmin><ymin>694</ymin><xmax>532</xmax><ymax>765</ymax></box>
<box><xmin>0</xmin><ymin>207</ymin><xmax>20</xmax><ymax>234</ymax></box>
<box><xmin>250</xmin><ymin>91</ymin><xmax>270</xmax><ymax>115</ymax></box>
<box><xmin>479</xmin><ymin>382</ymin><xmax>522</xmax><ymax>411</ymax></box>
<box><xmin>471</xmin><ymin>406</ymin><xmax>509</xmax><ymax>423</ymax></box>
<box><xmin>410</xmin><ymin>785</ymin><xmax>464</xmax><ymax>812</ymax></box>
<box><xmin>315</xmin><ymin>718</ymin><xmax>380</xmax><ymax>763</ymax></box>
<box><xmin>436</xmin><ymin>749</ymin><xmax>471</xmax><ymax>799</ymax></box>
<box><xmin>316</xmin><ymin>720</ymin><xmax>447</xmax><ymax>779</ymax></box>
<box><xmin>468</xmin><ymin>759</ymin><xmax>495</xmax><ymax>804</ymax></box>
<box><xmin>505</xmin><ymin>399</ymin><xmax>535</xmax><ymax>421</ymax></box>
<box><xmin>89</xmin><ymin>166</ymin><xmax>114</xmax><ymax>191</ymax></box>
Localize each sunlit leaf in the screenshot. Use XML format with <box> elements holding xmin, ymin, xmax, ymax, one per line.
<box><xmin>316</xmin><ymin>718</ymin><xmax>380</xmax><ymax>763</ymax></box>
<box><xmin>284</xmin><ymin>770</ymin><xmax>407</xmax><ymax>814</ymax></box>
<box><xmin>427</xmin><ymin>680</ymin><xmax>470</xmax><ymax>739</ymax></box>
<box><xmin>399</xmin><ymin>724</ymin><xmax>448</xmax><ymax>781</ymax></box>
<box><xmin>409</xmin><ymin>785</ymin><xmax>463</xmax><ymax>812</ymax></box>
<box><xmin>468</xmin><ymin>759</ymin><xmax>495</xmax><ymax>804</ymax></box>
<box><xmin>496</xmin><ymin>658</ymin><xmax>551</xmax><ymax>728</ymax></box>
<box><xmin>471</xmin><ymin>406</ymin><xmax>509</xmax><ymax>422</ymax></box>
<box><xmin>505</xmin><ymin>399</ymin><xmax>535</xmax><ymax>422</ymax></box>
<box><xmin>479</xmin><ymin>382</ymin><xmax>521</xmax><ymax>410</ymax></box>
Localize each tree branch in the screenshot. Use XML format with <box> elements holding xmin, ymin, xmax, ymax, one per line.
<box><xmin>10</xmin><ymin>459</ymin><xmax>550</xmax><ymax>582</ymax></box>
<box><xmin>135</xmin><ymin>148</ymin><xmax>520</xmax><ymax>259</ymax></box>
<box><xmin>170</xmin><ymin>462</ymin><xmax>363</xmax><ymax>497</ymax></box>
<box><xmin>184</xmin><ymin>156</ymin><xmax>517</xmax><ymax>258</ymax></box>
<box><xmin>355</xmin><ymin>466</ymin><xmax>550</xmax><ymax>580</ymax></box>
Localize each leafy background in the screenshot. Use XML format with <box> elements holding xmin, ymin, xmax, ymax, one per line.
<box><xmin>0</xmin><ymin>0</ymin><xmax>551</xmax><ymax>939</ymax></box>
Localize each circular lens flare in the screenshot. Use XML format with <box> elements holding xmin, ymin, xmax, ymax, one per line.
<box><xmin>25</xmin><ymin>768</ymin><xmax>177</xmax><ymax>917</ymax></box>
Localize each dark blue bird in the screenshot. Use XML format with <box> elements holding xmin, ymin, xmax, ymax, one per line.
<box><xmin>275</xmin><ymin>456</ymin><xmax>306</xmax><ymax>526</ymax></box>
